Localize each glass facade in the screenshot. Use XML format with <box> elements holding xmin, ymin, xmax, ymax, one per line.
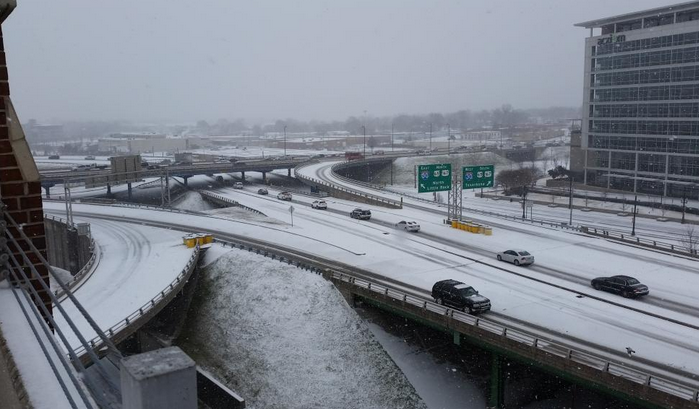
<box><xmin>584</xmin><ymin>20</ymin><xmax>699</xmax><ymax>199</ymax></box>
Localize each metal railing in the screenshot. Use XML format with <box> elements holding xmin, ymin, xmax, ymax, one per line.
<box><xmin>2</xmin><ymin>205</ymin><xmax>123</xmax><ymax>409</ymax></box>
<box><xmin>207</xmin><ymin>233</ymin><xmax>699</xmax><ymax>404</ymax></box>
<box><xmin>72</xmin><ymin>246</ymin><xmax>200</xmax><ymax>359</ymax></box>
<box><xmin>294</xmin><ymin>163</ymin><xmax>402</xmax><ymax>209</ymax></box>
<box><xmin>200</xmin><ymin>191</ymin><xmax>266</xmax><ymax>215</ymax></box>
<box><xmin>582</xmin><ymin>226</ymin><xmax>699</xmax><ymax>257</ymax></box>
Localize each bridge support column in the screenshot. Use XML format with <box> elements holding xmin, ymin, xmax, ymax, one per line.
<box><xmin>287</xmin><ymin>168</ymin><xmax>291</xmax><ymax>177</ymax></box>
<box><xmin>127</xmin><ymin>182</ymin><xmax>132</xmax><ymax>199</ymax></box>
<box><xmin>488</xmin><ymin>353</ymin><xmax>505</xmax><ymax>409</ymax></box>
<box><xmin>44</xmin><ymin>185</ymin><xmax>51</xmax><ymax>198</ymax></box>
<box><xmin>120</xmin><ymin>347</ymin><xmax>197</xmax><ymax>409</ymax></box>
<box><xmin>261</xmin><ymin>171</ymin><xmax>266</xmax><ymax>183</ymax></box>
<box><xmin>183</xmin><ymin>176</ymin><xmax>189</xmax><ymax>187</ymax></box>
<box><xmin>106</xmin><ymin>183</ymin><xmax>112</xmax><ymax>196</ymax></box>
<box><xmin>241</xmin><ymin>171</ymin><xmax>245</xmax><ymax>182</ymax></box>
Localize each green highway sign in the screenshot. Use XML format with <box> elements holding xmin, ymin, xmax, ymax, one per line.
<box><xmin>418</xmin><ymin>163</ymin><xmax>452</xmax><ymax>193</ymax></box>
<box><xmin>463</xmin><ymin>165</ymin><xmax>494</xmax><ymax>189</ymax></box>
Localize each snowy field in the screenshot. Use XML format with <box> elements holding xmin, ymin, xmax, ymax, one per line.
<box><xmin>177</xmin><ymin>247</ymin><xmax>426</xmax><ymax>409</ymax></box>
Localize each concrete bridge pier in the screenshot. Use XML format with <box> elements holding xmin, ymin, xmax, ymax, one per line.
<box><xmin>287</xmin><ymin>168</ymin><xmax>291</xmax><ymax>177</ymax></box>
<box><xmin>43</xmin><ymin>185</ymin><xmax>51</xmax><ymax>198</ymax></box>
<box><xmin>241</xmin><ymin>171</ymin><xmax>245</xmax><ymax>182</ymax></box>
<box><xmin>182</xmin><ymin>176</ymin><xmax>189</xmax><ymax>187</ymax></box>
<box><xmin>127</xmin><ymin>182</ymin><xmax>132</xmax><ymax>199</ymax></box>
<box><xmin>261</xmin><ymin>171</ymin><xmax>266</xmax><ymax>183</ymax></box>
<box><xmin>106</xmin><ymin>183</ymin><xmax>112</xmax><ymax>196</ymax></box>
<box><xmin>488</xmin><ymin>353</ymin><xmax>505</xmax><ymax>409</ymax></box>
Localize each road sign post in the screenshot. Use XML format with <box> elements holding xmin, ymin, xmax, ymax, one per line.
<box><xmin>462</xmin><ymin>165</ymin><xmax>494</xmax><ymax>189</ymax></box>
<box><xmin>417</xmin><ymin>164</ymin><xmax>452</xmax><ymax>193</ymax></box>
<box><xmin>289</xmin><ymin>205</ymin><xmax>295</xmax><ymax>227</ymax></box>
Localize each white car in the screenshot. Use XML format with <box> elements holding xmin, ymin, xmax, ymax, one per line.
<box><xmin>311</xmin><ymin>200</ymin><xmax>327</xmax><ymax>210</ymax></box>
<box><xmin>396</xmin><ymin>221</ymin><xmax>420</xmax><ymax>232</ymax></box>
<box><xmin>233</xmin><ymin>182</ymin><xmax>244</xmax><ymax>189</ymax></box>
<box><xmin>277</xmin><ymin>192</ymin><xmax>292</xmax><ymax>201</ymax></box>
<box><xmin>496</xmin><ymin>249</ymin><xmax>534</xmax><ymax>266</ymax></box>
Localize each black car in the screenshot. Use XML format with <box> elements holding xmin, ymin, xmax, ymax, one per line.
<box><xmin>591</xmin><ymin>275</ymin><xmax>649</xmax><ymax>298</ymax></box>
<box><xmin>350</xmin><ymin>208</ymin><xmax>371</xmax><ymax>220</ymax></box>
<box><xmin>431</xmin><ymin>279</ymin><xmax>491</xmax><ymax>314</ymax></box>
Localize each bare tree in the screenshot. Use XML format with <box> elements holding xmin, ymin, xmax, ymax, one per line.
<box><xmin>681</xmin><ymin>225</ymin><xmax>698</xmax><ymax>253</ymax></box>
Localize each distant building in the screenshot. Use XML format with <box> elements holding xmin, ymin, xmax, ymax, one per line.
<box><xmin>97</xmin><ymin>132</ymin><xmax>207</xmax><ymax>154</ymax></box>
<box><xmin>576</xmin><ymin>1</ymin><xmax>699</xmax><ymax>199</ymax></box>
<box><xmin>23</xmin><ymin>119</ymin><xmax>64</xmax><ymax>142</ymax></box>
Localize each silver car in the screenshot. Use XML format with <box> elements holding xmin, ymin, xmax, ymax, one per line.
<box><xmin>396</xmin><ymin>220</ymin><xmax>420</xmax><ymax>232</ymax></box>
<box><xmin>496</xmin><ymin>249</ymin><xmax>534</xmax><ymax>266</ymax></box>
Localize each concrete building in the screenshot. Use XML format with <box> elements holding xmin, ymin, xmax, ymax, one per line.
<box><xmin>576</xmin><ymin>1</ymin><xmax>699</xmax><ymax>199</ymax></box>
<box><xmin>97</xmin><ymin>132</ymin><xmax>209</xmax><ymax>154</ymax></box>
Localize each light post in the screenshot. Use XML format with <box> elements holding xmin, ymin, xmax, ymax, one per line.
<box><xmin>447</xmin><ymin>123</ymin><xmax>451</xmax><ymax>154</ymax></box>
<box><xmin>429</xmin><ymin>123</ymin><xmax>432</xmax><ymax>151</ymax></box>
<box><xmin>632</xmin><ymin>195</ymin><xmax>638</xmax><ymax>236</ymax></box>
<box><xmin>569</xmin><ymin>175</ymin><xmax>574</xmax><ymax>225</ymax></box>
<box><xmin>362</xmin><ymin>125</ymin><xmax>368</xmax><ymax>182</ymax></box>
<box><xmin>283</xmin><ymin>125</ymin><xmax>287</xmax><ymax>157</ymax></box>
<box><xmin>522</xmin><ymin>186</ymin><xmax>528</xmax><ymax>219</ymax></box>
<box><xmin>391</xmin><ymin>123</ymin><xmax>394</xmax><ymax>152</ymax></box>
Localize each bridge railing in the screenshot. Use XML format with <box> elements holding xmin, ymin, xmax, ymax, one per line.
<box><xmin>72</xmin><ymin>245</ymin><xmax>200</xmax><ymax>359</ymax></box>
<box><xmin>294</xmin><ymin>163</ymin><xmax>402</xmax><ymax>209</ymax></box>
<box><xmin>200</xmin><ymin>191</ymin><xmax>266</xmax><ymax>215</ymax></box>
<box><xmin>581</xmin><ymin>226</ymin><xmax>699</xmax><ymax>257</ymax></box>
<box><xmin>208</xmin><ymin>234</ymin><xmax>699</xmax><ymax>405</ymax></box>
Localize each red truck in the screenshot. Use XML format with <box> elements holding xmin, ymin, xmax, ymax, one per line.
<box><xmin>345</xmin><ymin>152</ymin><xmax>364</xmax><ymax>161</ymax></box>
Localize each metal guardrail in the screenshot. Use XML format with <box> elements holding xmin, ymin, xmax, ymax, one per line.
<box><xmin>72</xmin><ymin>246</ymin><xmax>200</xmax><ymax>359</ymax></box>
<box><xmin>582</xmin><ymin>227</ymin><xmax>699</xmax><ymax>258</ymax></box>
<box><xmin>200</xmin><ymin>191</ymin><xmax>266</xmax><ymax>216</ymax></box>
<box><xmin>207</xmin><ymin>235</ymin><xmax>699</xmax><ymax>404</ymax></box>
<box><xmin>294</xmin><ymin>163</ymin><xmax>402</xmax><ymax>209</ymax></box>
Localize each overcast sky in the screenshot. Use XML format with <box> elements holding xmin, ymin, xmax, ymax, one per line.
<box><xmin>4</xmin><ymin>0</ymin><xmax>676</xmax><ymax>123</ymax></box>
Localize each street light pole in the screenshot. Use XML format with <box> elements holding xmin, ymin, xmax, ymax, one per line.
<box><xmin>429</xmin><ymin>123</ymin><xmax>432</xmax><ymax>151</ymax></box>
<box><xmin>391</xmin><ymin>123</ymin><xmax>394</xmax><ymax>152</ymax></box>
<box><xmin>283</xmin><ymin>125</ymin><xmax>287</xmax><ymax>157</ymax></box>
<box><xmin>569</xmin><ymin>175</ymin><xmax>574</xmax><ymax>225</ymax></box>
<box><xmin>447</xmin><ymin>123</ymin><xmax>451</xmax><ymax>154</ymax></box>
<box><xmin>362</xmin><ymin>125</ymin><xmax>366</xmax><ymax>158</ymax></box>
<box><xmin>522</xmin><ymin>186</ymin><xmax>528</xmax><ymax>219</ymax></box>
<box><xmin>632</xmin><ymin>194</ymin><xmax>638</xmax><ymax>235</ymax></box>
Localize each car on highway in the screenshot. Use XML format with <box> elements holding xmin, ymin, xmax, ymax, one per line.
<box><xmin>233</xmin><ymin>182</ymin><xmax>244</xmax><ymax>189</ymax></box>
<box><xmin>48</xmin><ymin>155</ymin><xmax>60</xmax><ymax>159</ymax></box>
<box><xmin>277</xmin><ymin>192</ymin><xmax>292</xmax><ymax>201</ymax></box>
<box><xmin>350</xmin><ymin>208</ymin><xmax>371</xmax><ymax>220</ymax></box>
<box><xmin>496</xmin><ymin>249</ymin><xmax>534</xmax><ymax>266</ymax></box>
<box><xmin>257</xmin><ymin>188</ymin><xmax>268</xmax><ymax>195</ymax></box>
<box><xmin>431</xmin><ymin>279</ymin><xmax>491</xmax><ymax>314</ymax></box>
<box><xmin>84</xmin><ymin>155</ymin><xmax>96</xmax><ymax>160</ymax></box>
<box><xmin>396</xmin><ymin>220</ymin><xmax>420</xmax><ymax>232</ymax></box>
<box><xmin>591</xmin><ymin>275</ymin><xmax>649</xmax><ymax>298</ymax></box>
<box><xmin>311</xmin><ymin>200</ymin><xmax>327</xmax><ymax>210</ymax></box>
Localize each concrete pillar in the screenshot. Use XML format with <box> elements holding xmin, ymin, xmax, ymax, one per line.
<box><xmin>241</xmin><ymin>171</ymin><xmax>245</xmax><ymax>182</ymax></box>
<box><xmin>261</xmin><ymin>171</ymin><xmax>266</xmax><ymax>182</ymax></box>
<box><xmin>120</xmin><ymin>347</ymin><xmax>197</xmax><ymax>409</ymax></box>
<box><xmin>43</xmin><ymin>185</ymin><xmax>50</xmax><ymax>198</ymax></box>
<box><xmin>106</xmin><ymin>183</ymin><xmax>112</xmax><ymax>196</ymax></box>
<box><xmin>488</xmin><ymin>352</ymin><xmax>505</xmax><ymax>409</ymax></box>
<box><xmin>183</xmin><ymin>176</ymin><xmax>189</xmax><ymax>187</ymax></box>
<box><xmin>127</xmin><ymin>182</ymin><xmax>132</xmax><ymax>199</ymax></box>
<box><xmin>287</xmin><ymin>168</ymin><xmax>291</xmax><ymax>177</ymax></box>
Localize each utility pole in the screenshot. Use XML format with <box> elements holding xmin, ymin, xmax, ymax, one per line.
<box><xmin>429</xmin><ymin>123</ymin><xmax>432</xmax><ymax>151</ymax></box>
<box><xmin>632</xmin><ymin>194</ymin><xmax>638</xmax><ymax>236</ymax></box>
<box><xmin>522</xmin><ymin>186</ymin><xmax>528</xmax><ymax>219</ymax></box>
<box><xmin>569</xmin><ymin>176</ymin><xmax>574</xmax><ymax>225</ymax></box>
<box><xmin>283</xmin><ymin>125</ymin><xmax>287</xmax><ymax>157</ymax></box>
<box><xmin>447</xmin><ymin>123</ymin><xmax>451</xmax><ymax>154</ymax></box>
<box><xmin>391</xmin><ymin>123</ymin><xmax>394</xmax><ymax>152</ymax></box>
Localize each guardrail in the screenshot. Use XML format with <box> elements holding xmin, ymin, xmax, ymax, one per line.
<box><xmin>207</xmin><ymin>235</ymin><xmax>699</xmax><ymax>405</ymax></box>
<box><xmin>294</xmin><ymin>163</ymin><xmax>402</xmax><ymax>209</ymax></box>
<box><xmin>200</xmin><ymin>191</ymin><xmax>266</xmax><ymax>216</ymax></box>
<box><xmin>582</xmin><ymin>226</ymin><xmax>699</xmax><ymax>258</ymax></box>
<box><xmin>73</xmin><ymin>245</ymin><xmax>201</xmax><ymax>360</ymax></box>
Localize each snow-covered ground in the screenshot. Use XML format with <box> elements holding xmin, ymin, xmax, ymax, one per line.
<box><xmin>177</xmin><ymin>247</ymin><xmax>426</xmax><ymax>409</ymax></box>
<box><xmin>41</xmin><ymin>200</ymin><xmax>699</xmax><ymax>387</ymax></box>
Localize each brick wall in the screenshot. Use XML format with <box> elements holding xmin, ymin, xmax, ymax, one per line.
<box><xmin>0</xmin><ymin>23</ymin><xmax>52</xmax><ymax>320</ymax></box>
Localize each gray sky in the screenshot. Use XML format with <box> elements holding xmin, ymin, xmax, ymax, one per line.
<box><xmin>4</xmin><ymin>0</ymin><xmax>675</xmax><ymax>123</ymax></box>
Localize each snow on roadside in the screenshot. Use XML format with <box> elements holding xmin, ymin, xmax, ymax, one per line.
<box><xmin>177</xmin><ymin>249</ymin><xmax>426</xmax><ymax>409</ymax></box>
